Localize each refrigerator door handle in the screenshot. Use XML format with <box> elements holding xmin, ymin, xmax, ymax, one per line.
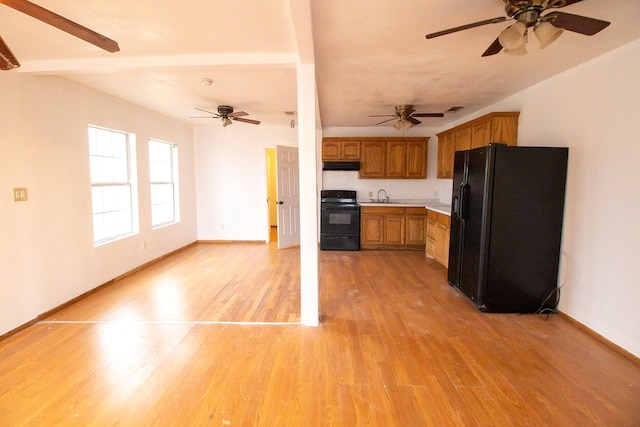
<box><xmin>459</xmin><ymin>182</ymin><xmax>469</xmax><ymax>221</ymax></box>
<box><xmin>452</xmin><ymin>196</ymin><xmax>459</xmax><ymax>218</ymax></box>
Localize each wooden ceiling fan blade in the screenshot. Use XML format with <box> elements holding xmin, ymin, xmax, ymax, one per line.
<box><xmin>407</xmin><ymin>116</ymin><xmax>422</xmax><ymax>125</ymax></box>
<box><xmin>369</xmin><ymin>114</ymin><xmax>395</xmax><ymax>118</ymax></box>
<box><xmin>412</xmin><ymin>113</ymin><xmax>444</xmax><ymax>118</ymax></box>
<box><xmin>229</xmin><ymin>111</ymin><xmax>248</xmax><ymax>118</ymax></box>
<box><xmin>544</xmin><ymin>12</ymin><xmax>610</xmax><ymax>36</ymax></box>
<box><xmin>233</xmin><ymin>117</ymin><xmax>261</xmax><ymax>125</ymax></box>
<box><xmin>482</xmin><ymin>37</ymin><xmax>503</xmax><ymax>57</ymax></box>
<box><xmin>0</xmin><ymin>35</ymin><xmax>20</xmax><ymax>70</ymax></box>
<box><xmin>426</xmin><ymin>17</ymin><xmax>507</xmax><ymax>39</ymax></box>
<box><xmin>550</xmin><ymin>0</ymin><xmax>584</xmax><ymax>7</ymax></box>
<box><xmin>0</xmin><ymin>0</ymin><xmax>119</xmax><ymax>52</ymax></box>
<box><xmin>375</xmin><ymin>117</ymin><xmax>398</xmax><ymax>125</ymax></box>
<box><xmin>194</xmin><ymin>107</ymin><xmax>219</xmax><ymax>117</ymax></box>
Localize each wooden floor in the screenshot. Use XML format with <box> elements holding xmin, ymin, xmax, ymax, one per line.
<box><xmin>0</xmin><ymin>243</ymin><xmax>638</xmax><ymax>426</ymax></box>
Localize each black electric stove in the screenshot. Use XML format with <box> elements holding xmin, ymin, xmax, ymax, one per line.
<box><xmin>320</xmin><ymin>190</ymin><xmax>360</xmax><ymax>251</ymax></box>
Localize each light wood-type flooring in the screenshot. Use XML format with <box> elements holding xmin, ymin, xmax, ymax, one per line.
<box><xmin>0</xmin><ymin>242</ymin><xmax>638</xmax><ymax>426</ymax></box>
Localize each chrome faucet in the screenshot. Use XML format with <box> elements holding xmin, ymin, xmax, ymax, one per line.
<box><xmin>377</xmin><ymin>189</ymin><xmax>389</xmax><ymax>203</ymax></box>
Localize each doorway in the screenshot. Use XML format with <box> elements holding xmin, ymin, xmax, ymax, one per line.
<box><xmin>266</xmin><ymin>148</ymin><xmax>278</xmax><ymax>243</ymax></box>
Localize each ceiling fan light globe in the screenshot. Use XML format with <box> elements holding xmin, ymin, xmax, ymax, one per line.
<box><xmin>498</xmin><ymin>21</ymin><xmax>526</xmax><ymax>50</ymax></box>
<box><xmin>535</xmin><ymin>21</ymin><xmax>563</xmax><ymax>49</ymax></box>
<box><xmin>503</xmin><ymin>43</ymin><xmax>528</xmax><ymax>56</ymax></box>
<box><xmin>393</xmin><ymin>119</ymin><xmax>413</xmax><ymax>130</ymax></box>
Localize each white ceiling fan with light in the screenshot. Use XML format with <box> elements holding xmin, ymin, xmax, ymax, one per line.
<box><xmin>369</xmin><ymin>104</ymin><xmax>444</xmax><ymax>130</ymax></box>
<box><xmin>426</xmin><ymin>0</ymin><xmax>610</xmax><ymax>56</ymax></box>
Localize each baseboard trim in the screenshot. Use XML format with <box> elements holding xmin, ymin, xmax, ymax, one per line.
<box><xmin>0</xmin><ymin>241</ymin><xmax>198</xmax><ymax>342</ymax></box>
<box><xmin>557</xmin><ymin>311</ymin><xmax>639</xmax><ymax>365</ymax></box>
<box><xmin>197</xmin><ymin>240</ymin><xmax>266</xmax><ymax>244</ymax></box>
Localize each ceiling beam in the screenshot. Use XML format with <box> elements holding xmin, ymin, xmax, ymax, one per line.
<box><xmin>16</xmin><ymin>52</ymin><xmax>299</xmax><ymax>74</ymax></box>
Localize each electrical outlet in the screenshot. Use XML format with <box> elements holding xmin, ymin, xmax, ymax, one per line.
<box><xmin>368</xmin><ymin>191</ymin><xmax>373</xmax><ymax>198</ymax></box>
<box><xmin>13</xmin><ymin>187</ymin><xmax>28</xmax><ymax>202</ymax></box>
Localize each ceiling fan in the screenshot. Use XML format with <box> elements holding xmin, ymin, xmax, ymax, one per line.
<box><xmin>191</xmin><ymin>106</ymin><xmax>261</xmax><ymax>126</ymax></box>
<box><xmin>0</xmin><ymin>0</ymin><xmax>119</xmax><ymax>70</ymax></box>
<box><xmin>425</xmin><ymin>0</ymin><xmax>610</xmax><ymax>57</ymax></box>
<box><xmin>369</xmin><ymin>104</ymin><xmax>444</xmax><ymax>130</ymax></box>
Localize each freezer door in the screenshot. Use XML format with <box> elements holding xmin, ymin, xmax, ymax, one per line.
<box><xmin>447</xmin><ymin>151</ymin><xmax>467</xmax><ymax>288</ymax></box>
<box><xmin>457</xmin><ymin>147</ymin><xmax>491</xmax><ymax>306</ymax></box>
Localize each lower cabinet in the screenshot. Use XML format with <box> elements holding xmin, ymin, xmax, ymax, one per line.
<box><xmin>425</xmin><ymin>210</ymin><xmax>450</xmax><ymax>268</ymax></box>
<box><xmin>361</xmin><ymin>206</ymin><xmax>426</xmax><ymax>249</ymax></box>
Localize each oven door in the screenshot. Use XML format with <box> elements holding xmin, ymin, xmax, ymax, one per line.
<box><xmin>320</xmin><ymin>205</ymin><xmax>360</xmax><ymax>236</ymax></box>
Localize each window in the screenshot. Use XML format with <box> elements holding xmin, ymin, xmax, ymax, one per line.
<box><xmin>89</xmin><ymin>126</ymin><xmax>138</xmax><ymax>244</ymax></box>
<box><xmin>149</xmin><ymin>139</ymin><xmax>179</xmax><ymax>227</ymax></box>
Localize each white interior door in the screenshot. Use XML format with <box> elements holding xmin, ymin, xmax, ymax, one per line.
<box><xmin>276</xmin><ymin>145</ymin><xmax>300</xmax><ymax>248</ymax></box>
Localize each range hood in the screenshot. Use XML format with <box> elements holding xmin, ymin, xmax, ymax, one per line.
<box><xmin>322</xmin><ymin>161</ymin><xmax>360</xmax><ymax>171</ymax></box>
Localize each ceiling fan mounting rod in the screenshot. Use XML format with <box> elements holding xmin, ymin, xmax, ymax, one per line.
<box><xmin>506</xmin><ymin>4</ymin><xmax>545</xmax><ymax>27</ymax></box>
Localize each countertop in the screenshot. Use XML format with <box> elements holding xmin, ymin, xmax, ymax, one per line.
<box><xmin>358</xmin><ymin>199</ymin><xmax>451</xmax><ymax>216</ymax></box>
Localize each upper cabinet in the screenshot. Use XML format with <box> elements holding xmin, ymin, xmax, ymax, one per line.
<box><xmin>322</xmin><ymin>136</ymin><xmax>429</xmax><ymax>179</ymax></box>
<box><xmin>322</xmin><ymin>138</ymin><xmax>361</xmax><ymax>161</ymax></box>
<box><xmin>359</xmin><ymin>137</ymin><xmax>429</xmax><ymax>179</ymax></box>
<box><xmin>360</xmin><ymin>139</ymin><xmax>386</xmax><ymax>178</ymax></box>
<box><xmin>436</xmin><ymin>112</ymin><xmax>519</xmax><ymax>179</ymax></box>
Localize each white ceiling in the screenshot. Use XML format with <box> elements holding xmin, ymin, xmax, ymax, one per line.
<box><xmin>2</xmin><ymin>0</ymin><xmax>640</xmax><ymax>128</ymax></box>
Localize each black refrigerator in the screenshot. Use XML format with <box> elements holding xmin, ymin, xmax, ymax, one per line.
<box><xmin>448</xmin><ymin>144</ymin><xmax>568</xmax><ymax>313</ymax></box>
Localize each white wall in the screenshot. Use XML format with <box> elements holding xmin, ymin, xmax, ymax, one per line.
<box><xmin>0</xmin><ymin>73</ymin><xmax>197</xmax><ymax>336</ymax></box>
<box><xmin>435</xmin><ymin>40</ymin><xmax>640</xmax><ymax>357</ymax></box>
<box><xmin>194</xmin><ymin>126</ymin><xmax>298</xmax><ymax>241</ymax></box>
<box><xmin>321</xmin><ymin>126</ymin><xmax>453</xmax><ymax>203</ymax></box>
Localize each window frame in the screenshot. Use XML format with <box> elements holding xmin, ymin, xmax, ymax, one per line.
<box><xmin>148</xmin><ymin>138</ymin><xmax>180</xmax><ymax>229</ymax></box>
<box><xmin>88</xmin><ymin>125</ymin><xmax>139</xmax><ymax>246</ymax></box>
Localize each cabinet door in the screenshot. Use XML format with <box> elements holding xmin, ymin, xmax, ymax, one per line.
<box><xmin>341</xmin><ymin>140</ymin><xmax>361</xmax><ymax>160</ymax></box>
<box><xmin>384</xmin><ymin>215</ymin><xmax>405</xmax><ymax>246</ymax></box>
<box><xmin>425</xmin><ymin>210</ymin><xmax>437</xmax><ymax>257</ymax></box>
<box><xmin>454</xmin><ymin>126</ymin><xmax>472</xmax><ymax>152</ymax></box>
<box><xmin>322</xmin><ymin>140</ymin><xmax>341</xmax><ymax>161</ymax></box>
<box><xmin>386</xmin><ymin>140</ymin><xmax>406</xmax><ymax>178</ymax></box>
<box><xmin>490</xmin><ymin>115</ymin><xmax>519</xmax><ymax>146</ymax></box>
<box><xmin>437</xmin><ymin>133</ymin><xmax>454</xmax><ymax>179</ymax></box>
<box><xmin>406</xmin><ymin>140</ymin><xmax>427</xmax><ymax>178</ymax></box>
<box><xmin>406</xmin><ymin>214</ymin><xmax>426</xmax><ymax>247</ymax></box>
<box><xmin>361</xmin><ymin>214</ymin><xmax>384</xmax><ymax>246</ymax></box>
<box><xmin>471</xmin><ymin>120</ymin><xmax>491</xmax><ymax>149</ymax></box>
<box><xmin>434</xmin><ymin>214</ymin><xmax>450</xmax><ymax>267</ymax></box>
<box><xmin>360</xmin><ymin>140</ymin><xmax>386</xmax><ymax>178</ymax></box>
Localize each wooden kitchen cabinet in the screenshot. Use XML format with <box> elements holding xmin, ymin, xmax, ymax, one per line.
<box><xmin>361</xmin><ymin>206</ymin><xmax>426</xmax><ymax>249</ymax></box>
<box><xmin>322</xmin><ymin>138</ymin><xmax>361</xmax><ymax>161</ymax></box>
<box><xmin>454</xmin><ymin>126</ymin><xmax>472</xmax><ymax>152</ymax></box>
<box><xmin>437</xmin><ymin>133</ymin><xmax>455</xmax><ymax>179</ymax></box>
<box><xmin>434</xmin><ymin>214</ymin><xmax>450</xmax><ymax>266</ymax></box>
<box><xmin>386</xmin><ymin>140</ymin><xmax>407</xmax><ymax>178</ymax></box>
<box><xmin>436</xmin><ymin>112</ymin><xmax>519</xmax><ymax>179</ymax></box>
<box><xmin>360</xmin><ymin>213</ymin><xmax>385</xmax><ymax>246</ymax></box>
<box><xmin>359</xmin><ymin>140</ymin><xmax>386</xmax><ymax>178</ymax></box>
<box><xmin>425</xmin><ymin>209</ymin><xmax>450</xmax><ymax>268</ymax></box>
<box><xmin>406</xmin><ymin>140</ymin><xmax>428</xmax><ymax>178</ymax></box>
<box><xmin>359</xmin><ymin>137</ymin><xmax>429</xmax><ymax>179</ymax></box>
<box><xmin>405</xmin><ymin>207</ymin><xmax>427</xmax><ymax>247</ymax></box>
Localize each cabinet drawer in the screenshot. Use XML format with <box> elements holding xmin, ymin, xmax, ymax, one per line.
<box><xmin>361</xmin><ymin>206</ymin><xmax>405</xmax><ymax>215</ymax></box>
<box><xmin>437</xmin><ymin>214</ymin><xmax>450</xmax><ymax>227</ymax></box>
<box><xmin>406</xmin><ymin>207</ymin><xmax>426</xmax><ymax>216</ymax></box>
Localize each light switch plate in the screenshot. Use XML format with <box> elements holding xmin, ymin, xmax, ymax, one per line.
<box><xmin>13</xmin><ymin>187</ymin><xmax>28</xmax><ymax>202</ymax></box>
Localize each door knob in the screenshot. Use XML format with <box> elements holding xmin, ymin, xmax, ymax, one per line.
<box><xmin>277</xmin><ymin>201</ymin><xmax>284</xmax><ymax>205</ymax></box>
